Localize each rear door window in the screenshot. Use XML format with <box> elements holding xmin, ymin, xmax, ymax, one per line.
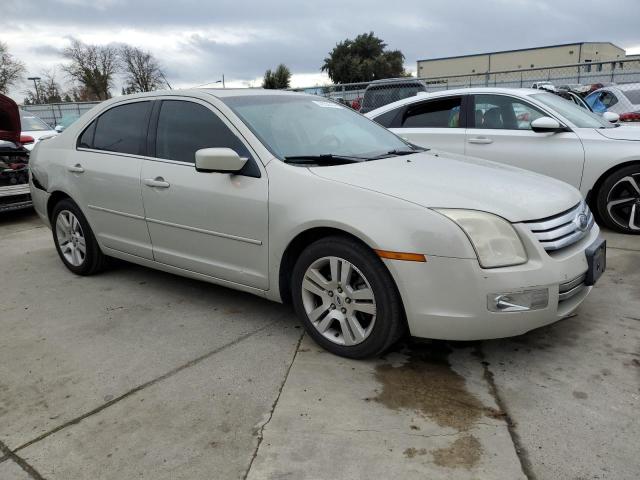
<box><xmin>89</xmin><ymin>101</ymin><xmax>152</xmax><ymax>155</ymax></box>
<box><xmin>401</xmin><ymin>97</ymin><xmax>462</xmax><ymax>128</ymax></box>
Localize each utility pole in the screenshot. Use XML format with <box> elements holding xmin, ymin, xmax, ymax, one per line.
<box><xmin>27</xmin><ymin>76</ymin><xmax>41</xmax><ymax>103</ymax></box>
<box><xmin>222</xmin><ymin>74</ymin><xmax>225</xmax><ymax>88</ymax></box>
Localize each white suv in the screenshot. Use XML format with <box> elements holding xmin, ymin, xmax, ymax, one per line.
<box><xmin>29</xmin><ymin>90</ymin><xmax>605</xmax><ymax>358</ymax></box>
<box><xmin>367</xmin><ymin>88</ymin><xmax>640</xmax><ymax>234</ymax></box>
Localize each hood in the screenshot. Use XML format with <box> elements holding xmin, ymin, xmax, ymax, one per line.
<box><xmin>310</xmin><ymin>151</ymin><xmax>581</xmax><ymax>223</ymax></box>
<box><xmin>0</xmin><ymin>94</ymin><xmax>21</xmax><ymax>144</ymax></box>
<box><xmin>595</xmin><ymin>125</ymin><xmax>640</xmax><ymax>141</ymax></box>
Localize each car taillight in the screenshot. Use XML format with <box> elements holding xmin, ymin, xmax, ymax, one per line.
<box><xmin>20</xmin><ymin>134</ymin><xmax>35</xmax><ymax>144</ymax></box>
<box><xmin>619</xmin><ymin>112</ymin><xmax>640</xmax><ymax>122</ymax></box>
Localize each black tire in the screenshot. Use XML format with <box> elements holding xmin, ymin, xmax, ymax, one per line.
<box><xmin>291</xmin><ymin>236</ymin><xmax>405</xmax><ymax>359</ymax></box>
<box><xmin>595</xmin><ymin>165</ymin><xmax>640</xmax><ymax>234</ymax></box>
<box><xmin>51</xmin><ymin>198</ymin><xmax>107</xmax><ymax>275</ymax></box>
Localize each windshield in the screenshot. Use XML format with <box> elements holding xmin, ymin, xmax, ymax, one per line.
<box><xmin>19</xmin><ymin>111</ymin><xmax>51</xmax><ymax>131</ymax></box>
<box><xmin>531</xmin><ymin>93</ymin><xmax>612</xmax><ymax>128</ymax></box>
<box><xmin>221</xmin><ymin>95</ymin><xmax>410</xmax><ymax>160</ymax></box>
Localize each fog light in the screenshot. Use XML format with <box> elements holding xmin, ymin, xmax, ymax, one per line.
<box><xmin>487</xmin><ymin>288</ymin><xmax>548</xmax><ymax>312</ymax></box>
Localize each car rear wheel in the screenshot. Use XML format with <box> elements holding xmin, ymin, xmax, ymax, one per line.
<box><xmin>52</xmin><ymin>198</ymin><xmax>107</xmax><ymax>275</ymax></box>
<box><xmin>291</xmin><ymin>236</ymin><xmax>405</xmax><ymax>358</ymax></box>
<box><xmin>596</xmin><ymin>165</ymin><xmax>640</xmax><ymax>234</ymax></box>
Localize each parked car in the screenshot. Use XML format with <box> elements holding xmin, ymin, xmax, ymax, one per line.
<box><xmin>366</xmin><ymin>88</ymin><xmax>640</xmax><ymax>234</ymax></box>
<box><xmin>532</xmin><ymin>81</ymin><xmax>557</xmax><ymax>92</ymax></box>
<box><xmin>30</xmin><ymin>89</ymin><xmax>605</xmax><ymax>358</ymax></box>
<box><xmin>1</xmin><ymin>95</ymin><xmax>31</xmax><ymax>212</ymax></box>
<box><xmin>19</xmin><ymin>110</ymin><xmax>58</xmax><ymax>150</ymax></box>
<box><xmin>555</xmin><ymin>89</ymin><xmax>620</xmax><ymax>122</ymax></box>
<box><xmin>585</xmin><ymin>85</ymin><xmax>640</xmax><ymax>120</ymax></box>
<box><xmin>359</xmin><ymin>78</ymin><xmax>427</xmax><ymax>113</ymax></box>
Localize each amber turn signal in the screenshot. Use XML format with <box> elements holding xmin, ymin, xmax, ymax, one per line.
<box><xmin>374</xmin><ymin>249</ymin><xmax>426</xmax><ymax>262</ymax></box>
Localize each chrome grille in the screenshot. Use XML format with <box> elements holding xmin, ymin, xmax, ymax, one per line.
<box><xmin>524</xmin><ymin>201</ymin><xmax>594</xmax><ymax>252</ymax></box>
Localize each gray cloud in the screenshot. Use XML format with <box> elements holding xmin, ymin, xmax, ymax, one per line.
<box><xmin>3</xmin><ymin>0</ymin><xmax>640</xmax><ymax>94</ymax></box>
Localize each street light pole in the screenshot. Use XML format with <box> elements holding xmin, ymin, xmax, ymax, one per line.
<box><xmin>27</xmin><ymin>76</ymin><xmax>41</xmax><ymax>103</ymax></box>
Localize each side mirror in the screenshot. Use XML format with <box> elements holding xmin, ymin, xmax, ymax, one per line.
<box><xmin>602</xmin><ymin>111</ymin><xmax>620</xmax><ymax>123</ymax></box>
<box><xmin>54</xmin><ymin>125</ymin><xmax>64</xmax><ymax>133</ymax></box>
<box><xmin>195</xmin><ymin>148</ymin><xmax>247</xmax><ymax>173</ymax></box>
<box><xmin>531</xmin><ymin>116</ymin><xmax>566</xmax><ymax>133</ymax></box>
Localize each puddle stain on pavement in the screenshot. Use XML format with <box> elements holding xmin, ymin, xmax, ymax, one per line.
<box><xmin>372</xmin><ymin>342</ymin><xmax>497</xmax><ymax>469</ymax></box>
<box><xmin>432</xmin><ymin>435</ymin><xmax>483</xmax><ymax>469</ymax></box>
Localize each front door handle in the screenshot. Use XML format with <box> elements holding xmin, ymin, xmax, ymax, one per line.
<box><xmin>467</xmin><ymin>137</ymin><xmax>494</xmax><ymax>145</ymax></box>
<box><xmin>143</xmin><ymin>177</ymin><xmax>170</xmax><ymax>188</ymax></box>
<box><xmin>67</xmin><ymin>164</ymin><xmax>84</xmax><ymax>173</ymax></box>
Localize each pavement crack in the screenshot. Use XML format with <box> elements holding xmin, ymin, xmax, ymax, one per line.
<box><xmin>243</xmin><ymin>331</ymin><xmax>304</xmax><ymax>480</ymax></box>
<box><xmin>13</xmin><ymin>322</ymin><xmax>277</xmax><ymax>453</ymax></box>
<box><xmin>475</xmin><ymin>345</ymin><xmax>536</xmax><ymax>480</ymax></box>
<box><xmin>0</xmin><ymin>441</ymin><xmax>46</xmax><ymax>479</ymax></box>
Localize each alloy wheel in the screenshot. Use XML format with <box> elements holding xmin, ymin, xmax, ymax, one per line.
<box><xmin>55</xmin><ymin>210</ymin><xmax>87</xmax><ymax>266</ymax></box>
<box><xmin>300</xmin><ymin>256</ymin><xmax>377</xmax><ymax>346</ymax></box>
<box><xmin>606</xmin><ymin>174</ymin><xmax>640</xmax><ymax>231</ymax></box>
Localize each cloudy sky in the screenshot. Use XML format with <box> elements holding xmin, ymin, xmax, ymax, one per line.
<box><xmin>3</xmin><ymin>0</ymin><xmax>640</xmax><ymax>100</ymax></box>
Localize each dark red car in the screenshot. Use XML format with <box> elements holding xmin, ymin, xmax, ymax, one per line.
<box><xmin>1</xmin><ymin>94</ymin><xmax>31</xmax><ymax>212</ymax></box>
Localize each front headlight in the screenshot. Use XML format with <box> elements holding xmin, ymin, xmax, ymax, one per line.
<box><xmin>434</xmin><ymin>209</ymin><xmax>527</xmax><ymax>268</ymax></box>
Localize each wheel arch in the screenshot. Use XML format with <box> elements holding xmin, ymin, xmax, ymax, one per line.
<box><xmin>46</xmin><ymin>190</ymin><xmax>73</xmax><ymax>221</ymax></box>
<box><xmin>278</xmin><ymin>226</ymin><xmax>385</xmax><ymax>305</ymax></box>
<box><xmin>586</xmin><ymin>159</ymin><xmax>640</xmax><ymax>210</ymax></box>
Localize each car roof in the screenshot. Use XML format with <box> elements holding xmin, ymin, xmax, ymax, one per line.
<box><xmin>90</xmin><ymin>88</ymin><xmax>314</xmax><ymax>108</ymax></box>
<box><xmin>365</xmin><ymin>87</ymin><xmax>541</xmax><ymax>116</ymax></box>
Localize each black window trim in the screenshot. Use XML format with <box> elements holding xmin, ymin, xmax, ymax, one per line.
<box><xmin>75</xmin><ymin>99</ymin><xmax>153</xmax><ymax>156</ymax></box>
<box><xmin>148</xmin><ymin>98</ymin><xmax>262</xmax><ymax>178</ymax></box>
<box><xmin>74</xmin><ymin>96</ymin><xmax>263</xmax><ymax>178</ymax></box>
<box><xmin>395</xmin><ymin>94</ymin><xmax>467</xmax><ymax>129</ymax></box>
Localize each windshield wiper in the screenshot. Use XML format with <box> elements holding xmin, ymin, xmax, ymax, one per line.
<box><xmin>283</xmin><ymin>154</ymin><xmax>365</xmax><ymax>165</ymax></box>
<box><xmin>367</xmin><ymin>147</ymin><xmax>426</xmax><ymax>160</ymax></box>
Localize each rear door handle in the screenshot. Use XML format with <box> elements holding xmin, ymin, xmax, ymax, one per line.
<box><xmin>67</xmin><ymin>164</ymin><xmax>84</xmax><ymax>173</ymax></box>
<box><xmin>467</xmin><ymin>137</ymin><xmax>493</xmax><ymax>145</ymax></box>
<box><xmin>143</xmin><ymin>177</ymin><xmax>170</xmax><ymax>188</ymax></box>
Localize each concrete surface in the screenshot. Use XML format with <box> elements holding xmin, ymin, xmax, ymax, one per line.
<box><xmin>1</xmin><ymin>209</ymin><xmax>638</xmax><ymax>480</ymax></box>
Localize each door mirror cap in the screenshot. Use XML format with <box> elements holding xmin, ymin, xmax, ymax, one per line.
<box><xmin>531</xmin><ymin>116</ymin><xmax>567</xmax><ymax>133</ymax></box>
<box><xmin>195</xmin><ymin>148</ymin><xmax>247</xmax><ymax>173</ymax></box>
<box><xmin>602</xmin><ymin>111</ymin><xmax>620</xmax><ymax>123</ymax></box>
<box><xmin>54</xmin><ymin>125</ymin><xmax>64</xmax><ymax>133</ymax></box>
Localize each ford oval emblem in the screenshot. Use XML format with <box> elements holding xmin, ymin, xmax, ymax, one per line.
<box><xmin>575</xmin><ymin>213</ymin><xmax>589</xmax><ymax>232</ymax></box>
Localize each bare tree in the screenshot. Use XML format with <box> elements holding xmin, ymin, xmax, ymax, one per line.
<box><xmin>0</xmin><ymin>41</ymin><xmax>26</xmax><ymax>94</ymax></box>
<box><xmin>24</xmin><ymin>69</ymin><xmax>64</xmax><ymax>104</ymax></box>
<box><xmin>120</xmin><ymin>45</ymin><xmax>167</xmax><ymax>93</ymax></box>
<box><xmin>62</xmin><ymin>39</ymin><xmax>118</xmax><ymax>100</ymax></box>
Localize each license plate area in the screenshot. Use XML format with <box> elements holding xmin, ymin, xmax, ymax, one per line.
<box><xmin>585</xmin><ymin>238</ymin><xmax>606</xmax><ymax>286</ymax></box>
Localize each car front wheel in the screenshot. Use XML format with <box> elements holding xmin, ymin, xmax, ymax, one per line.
<box><xmin>52</xmin><ymin>198</ymin><xmax>107</xmax><ymax>275</ymax></box>
<box><xmin>291</xmin><ymin>236</ymin><xmax>405</xmax><ymax>358</ymax></box>
<box><xmin>596</xmin><ymin>165</ymin><xmax>640</xmax><ymax>234</ymax></box>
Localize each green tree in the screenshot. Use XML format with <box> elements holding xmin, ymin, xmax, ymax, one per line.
<box><xmin>0</xmin><ymin>41</ymin><xmax>25</xmax><ymax>94</ymax></box>
<box><xmin>262</xmin><ymin>64</ymin><xmax>291</xmax><ymax>89</ymax></box>
<box><xmin>321</xmin><ymin>32</ymin><xmax>406</xmax><ymax>84</ymax></box>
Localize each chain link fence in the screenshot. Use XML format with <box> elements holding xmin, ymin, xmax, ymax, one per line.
<box><xmin>20</xmin><ymin>101</ymin><xmax>100</xmax><ymax>128</ymax></box>
<box><xmin>296</xmin><ymin>59</ymin><xmax>640</xmax><ymax>120</ymax></box>
<box><xmin>17</xmin><ymin>59</ymin><xmax>640</xmax><ymax>127</ymax></box>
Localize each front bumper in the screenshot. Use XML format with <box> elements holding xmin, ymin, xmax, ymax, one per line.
<box><xmin>385</xmin><ymin>223</ymin><xmax>601</xmax><ymax>341</ymax></box>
